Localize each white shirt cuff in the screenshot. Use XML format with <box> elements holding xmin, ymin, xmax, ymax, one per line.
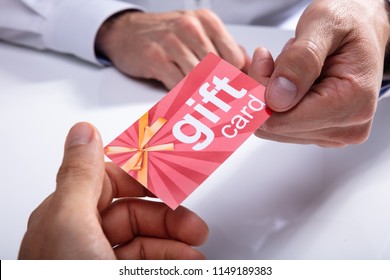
<box><xmin>43</xmin><ymin>0</ymin><xmax>143</xmax><ymax>65</ymax></box>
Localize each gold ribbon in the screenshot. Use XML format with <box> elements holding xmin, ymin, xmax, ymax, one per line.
<box><xmin>105</xmin><ymin>112</ymin><xmax>174</xmax><ymax>187</ymax></box>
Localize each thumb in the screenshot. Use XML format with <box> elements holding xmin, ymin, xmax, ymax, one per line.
<box><xmin>266</xmin><ymin>8</ymin><xmax>341</xmax><ymax>111</ymax></box>
<box><xmin>55</xmin><ymin>122</ymin><xmax>105</xmax><ymax>208</ymax></box>
<box><xmin>248</xmin><ymin>47</ymin><xmax>274</xmax><ymax>87</ymax></box>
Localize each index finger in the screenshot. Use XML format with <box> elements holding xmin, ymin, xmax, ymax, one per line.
<box><xmin>102</xmin><ymin>198</ymin><xmax>209</xmax><ymax>248</ymax></box>
<box><xmin>97</xmin><ymin>162</ymin><xmax>154</xmax><ymax>211</ymax></box>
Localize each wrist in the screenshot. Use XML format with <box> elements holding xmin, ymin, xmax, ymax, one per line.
<box><xmin>95</xmin><ymin>10</ymin><xmax>141</xmax><ymax>62</ymax></box>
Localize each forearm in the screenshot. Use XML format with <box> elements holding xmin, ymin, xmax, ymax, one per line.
<box><xmin>0</xmin><ymin>0</ymin><xmax>143</xmax><ymax>65</ymax></box>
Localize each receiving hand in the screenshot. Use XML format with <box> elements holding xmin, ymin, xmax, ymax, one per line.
<box><xmin>18</xmin><ymin>122</ymin><xmax>208</xmax><ymax>259</ymax></box>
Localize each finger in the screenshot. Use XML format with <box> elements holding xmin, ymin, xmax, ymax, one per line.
<box><xmin>105</xmin><ymin>162</ymin><xmax>151</xmax><ymax>198</ymax></box>
<box><xmin>239</xmin><ymin>45</ymin><xmax>252</xmax><ymax>74</ymax></box>
<box><xmin>256</xmin><ymin>120</ymin><xmax>372</xmax><ymax>147</ymax></box>
<box><xmin>115</xmin><ymin>237</ymin><xmax>205</xmax><ymax>260</ymax></box>
<box><xmin>265</xmin><ymin>3</ymin><xmax>344</xmax><ymax>111</ymax></box>
<box><xmin>196</xmin><ymin>9</ymin><xmax>246</xmax><ymax>69</ymax></box>
<box><xmin>98</xmin><ymin>162</ymin><xmax>154</xmax><ymax>211</ymax></box>
<box><xmin>248</xmin><ymin>47</ymin><xmax>274</xmax><ymax>87</ymax></box>
<box><xmin>101</xmin><ymin>199</ymin><xmax>209</xmax><ymax>247</ymax></box>
<box><xmin>153</xmin><ymin>60</ymin><xmax>185</xmax><ymax>90</ymax></box>
<box><xmin>55</xmin><ymin>122</ymin><xmax>104</xmax><ymax>209</ymax></box>
<box><xmin>25</xmin><ymin>194</ymin><xmax>54</xmax><ymax>228</ymax></box>
<box><xmin>173</xmin><ymin>11</ymin><xmax>218</xmax><ymax>60</ymax></box>
<box><xmin>255</xmin><ymin>128</ymin><xmax>346</xmax><ymax>147</ymax></box>
<box><xmin>170</xmin><ymin>48</ymin><xmax>199</xmax><ymax>75</ymax></box>
<box><xmin>159</xmin><ymin>30</ymin><xmax>201</xmax><ymax>75</ymax></box>
<box><xmin>118</xmin><ymin>43</ymin><xmax>185</xmax><ymax>90</ymax></box>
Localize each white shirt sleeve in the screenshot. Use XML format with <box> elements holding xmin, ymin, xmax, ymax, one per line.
<box><xmin>379</xmin><ymin>82</ymin><xmax>390</xmax><ymax>99</ymax></box>
<box><xmin>0</xmin><ymin>0</ymin><xmax>144</xmax><ymax>65</ymax></box>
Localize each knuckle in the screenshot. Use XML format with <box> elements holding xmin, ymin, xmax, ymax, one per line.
<box><xmin>137</xmin><ymin>47</ymin><xmax>169</xmax><ymax>79</ymax></box>
<box><xmin>332</xmin><ymin>123</ymin><xmax>372</xmax><ymax>145</ymax></box>
<box><xmin>173</xmin><ymin>14</ymin><xmax>202</xmax><ymax>33</ymax></box>
<box><xmin>353</xmin><ymin>131</ymin><xmax>370</xmax><ymax>144</ymax></box>
<box><xmin>26</xmin><ymin>208</ymin><xmax>41</xmax><ymax>228</ymax></box>
<box><xmin>345</xmin><ymin>130</ymin><xmax>370</xmax><ymax>145</ymax></box>
<box><xmin>259</xmin><ymin>119</ymin><xmax>279</xmax><ymax>134</ymax></box>
<box><xmin>290</xmin><ymin>41</ymin><xmax>323</xmax><ymax>78</ymax></box>
<box><xmin>354</xmin><ymin>103</ymin><xmax>376</xmax><ymax>125</ymax></box>
<box><xmin>158</xmin><ymin>31</ymin><xmax>180</xmax><ymax>48</ymax></box>
<box><xmin>56</xmin><ymin>158</ymin><xmax>97</xmax><ymax>184</ymax></box>
<box><xmin>196</xmin><ymin>8</ymin><xmax>220</xmax><ymax>22</ymax></box>
<box><xmin>352</xmin><ymin>123</ymin><xmax>372</xmax><ymax>144</ymax></box>
<box><xmin>348</xmin><ymin>87</ymin><xmax>377</xmax><ymax>125</ymax></box>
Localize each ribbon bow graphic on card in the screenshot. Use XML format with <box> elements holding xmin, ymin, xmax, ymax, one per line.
<box><xmin>105</xmin><ymin>112</ymin><xmax>174</xmax><ymax>187</ymax></box>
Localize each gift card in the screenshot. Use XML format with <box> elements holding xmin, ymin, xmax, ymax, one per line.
<box><xmin>104</xmin><ymin>53</ymin><xmax>272</xmax><ymax>209</ymax></box>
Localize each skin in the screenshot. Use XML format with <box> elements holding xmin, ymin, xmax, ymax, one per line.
<box><xmin>249</xmin><ymin>0</ymin><xmax>390</xmax><ymax>147</ymax></box>
<box><xmin>95</xmin><ymin>9</ymin><xmax>249</xmax><ymax>89</ymax></box>
<box><xmin>18</xmin><ymin>122</ymin><xmax>209</xmax><ymax>260</ymax></box>
<box><xmin>95</xmin><ymin>1</ymin><xmax>390</xmax><ymax>147</ymax></box>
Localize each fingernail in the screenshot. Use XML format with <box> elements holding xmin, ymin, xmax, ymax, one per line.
<box><xmin>268</xmin><ymin>77</ymin><xmax>297</xmax><ymax>110</ymax></box>
<box><xmin>65</xmin><ymin>122</ymin><xmax>93</xmax><ymax>148</ymax></box>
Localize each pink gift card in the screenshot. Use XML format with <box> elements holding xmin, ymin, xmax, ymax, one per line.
<box><xmin>104</xmin><ymin>53</ymin><xmax>272</xmax><ymax>209</ymax></box>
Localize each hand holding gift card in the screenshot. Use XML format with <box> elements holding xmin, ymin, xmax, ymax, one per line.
<box><xmin>104</xmin><ymin>53</ymin><xmax>272</xmax><ymax>209</ymax></box>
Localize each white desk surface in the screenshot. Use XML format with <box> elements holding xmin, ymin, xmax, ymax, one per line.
<box><xmin>1</xmin><ymin>25</ymin><xmax>390</xmax><ymax>260</ymax></box>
